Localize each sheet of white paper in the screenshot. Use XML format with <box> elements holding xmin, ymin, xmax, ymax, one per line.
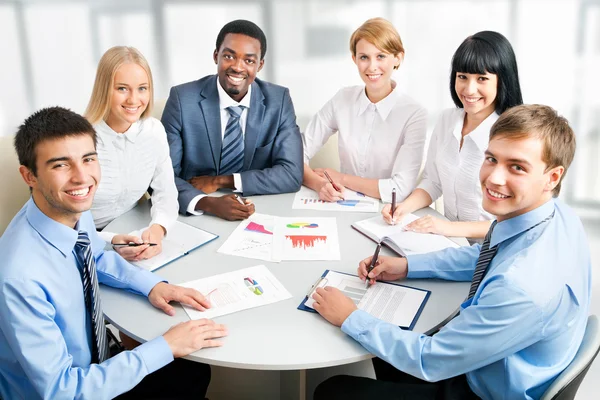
<box><xmin>217</xmin><ymin>213</ymin><xmax>279</xmax><ymax>262</ymax></box>
<box><xmin>179</xmin><ymin>265</ymin><xmax>292</xmax><ymax>320</ymax></box>
<box><xmin>292</xmin><ymin>185</ymin><xmax>379</xmax><ymax>212</ymax></box>
<box><xmin>272</xmin><ymin>217</ymin><xmax>340</xmax><ymax>261</ymax></box>
<box><xmin>304</xmin><ymin>271</ymin><xmax>428</xmax><ymax>327</ymax></box>
<box><xmin>354</xmin><ymin>213</ymin><xmax>420</xmax><ymax>239</ymax></box>
<box><xmin>128</xmin><ymin>221</ymin><xmax>217</xmax><ymax>271</ymax></box>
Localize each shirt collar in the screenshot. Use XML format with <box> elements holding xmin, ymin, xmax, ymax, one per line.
<box><xmin>452</xmin><ymin>111</ymin><xmax>500</xmax><ymax>151</ymax></box>
<box><xmin>217</xmin><ymin>79</ymin><xmax>252</xmax><ymax>111</ymax></box>
<box><xmin>98</xmin><ymin>119</ymin><xmax>141</xmax><ymax>144</ymax></box>
<box><xmin>25</xmin><ymin>197</ymin><xmax>79</xmax><ymax>258</ymax></box>
<box><xmin>490</xmin><ymin>198</ymin><xmax>556</xmax><ymax>248</ymax></box>
<box><xmin>356</xmin><ymin>83</ymin><xmax>399</xmax><ymax>121</ymax></box>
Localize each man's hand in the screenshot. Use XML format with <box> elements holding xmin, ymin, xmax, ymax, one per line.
<box><xmin>149</xmin><ymin>282</ymin><xmax>211</xmax><ymax>316</ymax></box>
<box><xmin>381</xmin><ymin>203</ymin><xmax>408</xmax><ymax>226</ymax></box>
<box><xmin>163</xmin><ymin>319</ymin><xmax>228</xmax><ymax>358</ymax></box>
<box><xmin>111</xmin><ymin>234</ymin><xmax>149</xmax><ymax>261</ymax></box>
<box><xmin>188</xmin><ymin>176</ymin><xmax>221</xmax><ymax>194</ymax></box>
<box><xmin>404</xmin><ymin>215</ymin><xmax>451</xmax><ymax>236</ymax></box>
<box><xmin>197</xmin><ymin>194</ymin><xmax>255</xmax><ymax>220</ymax></box>
<box><xmin>135</xmin><ymin>224</ymin><xmax>165</xmax><ymax>260</ymax></box>
<box><xmin>358</xmin><ymin>255</ymin><xmax>408</xmax><ymax>285</ymax></box>
<box><xmin>311</xmin><ymin>287</ymin><xmax>357</xmax><ymax>327</ymax></box>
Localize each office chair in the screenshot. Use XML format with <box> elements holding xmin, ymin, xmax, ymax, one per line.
<box><xmin>541</xmin><ymin>315</ymin><xmax>600</xmax><ymax>400</ymax></box>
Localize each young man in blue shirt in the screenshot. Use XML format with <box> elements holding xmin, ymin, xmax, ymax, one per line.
<box><xmin>0</xmin><ymin>107</ymin><xmax>227</xmax><ymax>399</ymax></box>
<box><xmin>312</xmin><ymin>104</ymin><xmax>590</xmax><ymax>400</ymax></box>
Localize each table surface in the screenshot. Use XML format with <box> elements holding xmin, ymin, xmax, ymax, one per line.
<box><xmin>100</xmin><ymin>192</ymin><xmax>469</xmax><ymax>370</ymax></box>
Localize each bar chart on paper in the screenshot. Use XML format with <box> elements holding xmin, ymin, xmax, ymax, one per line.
<box><xmin>293</xmin><ymin>186</ymin><xmax>379</xmax><ymax>212</ymax></box>
<box><xmin>273</xmin><ymin>217</ymin><xmax>340</xmax><ymax>261</ymax></box>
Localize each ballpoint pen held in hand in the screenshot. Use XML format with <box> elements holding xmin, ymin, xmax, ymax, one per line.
<box><xmin>366</xmin><ymin>243</ymin><xmax>382</xmax><ymax>288</ymax></box>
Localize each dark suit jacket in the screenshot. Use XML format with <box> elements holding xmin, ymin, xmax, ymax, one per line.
<box><xmin>162</xmin><ymin>75</ymin><xmax>303</xmax><ymax>213</ymax></box>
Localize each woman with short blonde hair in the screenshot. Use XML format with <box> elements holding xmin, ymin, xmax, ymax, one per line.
<box><xmin>302</xmin><ymin>17</ymin><xmax>427</xmax><ymax>203</ymax></box>
<box><xmin>85</xmin><ymin>46</ymin><xmax>177</xmax><ymax>262</ymax></box>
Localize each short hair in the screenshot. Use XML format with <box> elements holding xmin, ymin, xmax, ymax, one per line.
<box><xmin>84</xmin><ymin>46</ymin><xmax>154</xmax><ymax>125</ymax></box>
<box><xmin>490</xmin><ymin>104</ymin><xmax>575</xmax><ymax>196</ymax></box>
<box><xmin>215</xmin><ymin>20</ymin><xmax>267</xmax><ymax>60</ymax></box>
<box><xmin>349</xmin><ymin>18</ymin><xmax>404</xmax><ymax>69</ymax></box>
<box><xmin>14</xmin><ymin>107</ymin><xmax>97</xmax><ymax>176</ymax></box>
<box><xmin>450</xmin><ymin>31</ymin><xmax>523</xmax><ymax>114</ymax></box>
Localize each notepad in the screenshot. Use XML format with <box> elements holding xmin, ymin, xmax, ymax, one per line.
<box><xmin>352</xmin><ymin>214</ymin><xmax>460</xmax><ymax>257</ymax></box>
<box><xmin>130</xmin><ymin>221</ymin><xmax>218</xmax><ymax>271</ymax></box>
<box><xmin>298</xmin><ymin>270</ymin><xmax>430</xmax><ymax>330</ymax></box>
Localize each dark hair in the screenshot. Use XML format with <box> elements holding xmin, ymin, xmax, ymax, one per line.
<box><xmin>450</xmin><ymin>31</ymin><xmax>523</xmax><ymax>114</ymax></box>
<box><xmin>14</xmin><ymin>106</ymin><xmax>96</xmax><ymax>176</ymax></box>
<box><xmin>215</xmin><ymin>19</ymin><xmax>267</xmax><ymax>60</ymax></box>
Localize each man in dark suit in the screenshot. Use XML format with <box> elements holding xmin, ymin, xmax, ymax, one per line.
<box><xmin>162</xmin><ymin>19</ymin><xmax>303</xmax><ymax>221</ymax></box>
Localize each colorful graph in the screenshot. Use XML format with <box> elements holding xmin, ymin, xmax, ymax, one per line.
<box><xmin>286</xmin><ymin>222</ymin><xmax>319</xmax><ymax>228</ymax></box>
<box><xmin>285</xmin><ymin>235</ymin><xmax>327</xmax><ymax>249</ymax></box>
<box><xmin>336</xmin><ymin>199</ymin><xmax>374</xmax><ymax>207</ymax></box>
<box><xmin>301</xmin><ymin>198</ymin><xmax>326</xmax><ymax>205</ymax></box>
<box><xmin>245</xmin><ymin>221</ymin><xmax>273</xmax><ymax>235</ymax></box>
<box><xmin>244</xmin><ymin>277</ymin><xmax>264</xmax><ymax>295</ymax></box>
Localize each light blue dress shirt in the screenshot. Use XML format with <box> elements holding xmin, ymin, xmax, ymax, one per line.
<box><xmin>0</xmin><ymin>199</ymin><xmax>174</xmax><ymax>400</ymax></box>
<box><xmin>342</xmin><ymin>199</ymin><xmax>591</xmax><ymax>400</ymax></box>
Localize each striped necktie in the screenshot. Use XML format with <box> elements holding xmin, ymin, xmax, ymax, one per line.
<box><xmin>467</xmin><ymin>210</ymin><xmax>556</xmax><ymax>300</ymax></box>
<box><xmin>219</xmin><ymin>105</ymin><xmax>245</xmax><ymax>176</ymax></box>
<box><xmin>74</xmin><ymin>230</ymin><xmax>109</xmax><ymax>363</ymax></box>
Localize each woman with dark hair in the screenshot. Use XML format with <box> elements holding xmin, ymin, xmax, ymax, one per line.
<box><xmin>382</xmin><ymin>31</ymin><xmax>522</xmax><ymax>240</ymax></box>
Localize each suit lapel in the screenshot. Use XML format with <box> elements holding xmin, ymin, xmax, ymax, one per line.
<box><xmin>244</xmin><ymin>82</ymin><xmax>265</xmax><ymax>170</ymax></box>
<box><xmin>199</xmin><ymin>76</ymin><xmax>222</xmax><ymax>170</ymax></box>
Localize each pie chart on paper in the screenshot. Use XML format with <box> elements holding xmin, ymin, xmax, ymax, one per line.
<box><xmin>244</xmin><ymin>277</ymin><xmax>264</xmax><ymax>295</ymax></box>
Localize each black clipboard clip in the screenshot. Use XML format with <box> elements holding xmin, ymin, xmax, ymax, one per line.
<box><xmin>305</xmin><ymin>276</ymin><xmax>329</xmax><ymax>298</ymax></box>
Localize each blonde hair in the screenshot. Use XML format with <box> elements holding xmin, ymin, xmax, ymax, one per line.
<box><xmin>84</xmin><ymin>46</ymin><xmax>154</xmax><ymax>124</ymax></box>
<box><xmin>490</xmin><ymin>104</ymin><xmax>576</xmax><ymax>196</ymax></box>
<box><xmin>349</xmin><ymin>18</ymin><xmax>404</xmax><ymax>69</ymax></box>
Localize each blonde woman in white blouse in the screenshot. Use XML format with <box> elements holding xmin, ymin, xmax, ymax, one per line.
<box><xmin>85</xmin><ymin>46</ymin><xmax>178</xmax><ymax>261</ymax></box>
<box><xmin>302</xmin><ymin>18</ymin><xmax>427</xmax><ymax>203</ymax></box>
<box><xmin>382</xmin><ymin>31</ymin><xmax>523</xmax><ymax>240</ymax></box>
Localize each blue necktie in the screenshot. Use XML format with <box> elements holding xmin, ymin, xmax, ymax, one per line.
<box><xmin>219</xmin><ymin>105</ymin><xmax>245</xmax><ymax>176</ymax></box>
<box><xmin>74</xmin><ymin>230</ymin><xmax>109</xmax><ymax>363</ymax></box>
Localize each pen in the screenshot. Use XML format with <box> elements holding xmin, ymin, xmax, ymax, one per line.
<box><xmin>391</xmin><ymin>188</ymin><xmax>397</xmax><ymax>224</ymax></box>
<box><xmin>366</xmin><ymin>243</ymin><xmax>382</xmax><ymax>288</ymax></box>
<box><xmin>234</xmin><ymin>194</ymin><xmax>246</xmax><ymax>206</ymax></box>
<box><xmin>113</xmin><ymin>242</ymin><xmax>157</xmax><ymax>247</ymax></box>
<box><xmin>323</xmin><ymin>170</ymin><xmax>344</xmax><ymax>199</ymax></box>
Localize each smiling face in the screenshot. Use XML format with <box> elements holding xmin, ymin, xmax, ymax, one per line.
<box><xmin>20</xmin><ymin>134</ymin><xmax>100</xmax><ymax>227</ymax></box>
<box><xmin>480</xmin><ymin>135</ymin><xmax>563</xmax><ymax>222</ymax></box>
<box><xmin>353</xmin><ymin>39</ymin><xmax>401</xmax><ymax>100</ymax></box>
<box><xmin>105</xmin><ymin>62</ymin><xmax>150</xmax><ymax>133</ymax></box>
<box><xmin>213</xmin><ymin>33</ymin><xmax>264</xmax><ymax>102</ymax></box>
<box><xmin>455</xmin><ymin>71</ymin><xmax>498</xmax><ymax>119</ymax></box>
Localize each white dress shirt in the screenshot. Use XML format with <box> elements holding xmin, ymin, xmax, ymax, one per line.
<box><xmin>417</xmin><ymin>108</ymin><xmax>497</xmax><ymax>223</ymax></box>
<box><xmin>91</xmin><ymin>118</ymin><xmax>179</xmax><ymax>241</ymax></box>
<box><xmin>302</xmin><ymin>85</ymin><xmax>427</xmax><ymax>203</ymax></box>
<box><xmin>186</xmin><ymin>81</ymin><xmax>252</xmax><ymax>215</ymax></box>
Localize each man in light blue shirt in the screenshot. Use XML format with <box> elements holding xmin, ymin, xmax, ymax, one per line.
<box><xmin>0</xmin><ymin>107</ymin><xmax>227</xmax><ymax>399</ymax></box>
<box><xmin>311</xmin><ymin>105</ymin><xmax>591</xmax><ymax>400</ymax></box>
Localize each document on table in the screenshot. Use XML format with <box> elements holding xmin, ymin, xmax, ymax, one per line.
<box><xmin>128</xmin><ymin>221</ymin><xmax>218</xmax><ymax>271</ymax></box>
<box><xmin>178</xmin><ymin>265</ymin><xmax>292</xmax><ymax>320</ymax></box>
<box><xmin>272</xmin><ymin>217</ymin><xmax>341</xmax><ymax>261</ymax></box>
<box><xmin>217</xmin><ymin>213</ymin><xmax>279</xmax><ymax>262</ymax></box>
<box><xmin>292</xmin><ymin>185</ymin><xmax>379</xmax><ymax>213</ymax></box>
<box><xmin>299</xmin><ymin>270</ymin><xmax>430</xmax><ymax>329</ymax></box>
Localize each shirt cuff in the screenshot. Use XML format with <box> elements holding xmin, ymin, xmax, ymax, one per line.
<box><xmin>186</xmin><ymin>194</ymin><xmax>206</xmax><ymax>216</ymax></box>
<box><xmin>133</xmin><ymin>336</ymin><xmax>174</xmax><ymax>374</ymax></box>
<box><xmin>98</xmin><ymin>230</ymin><xmax>117</xmax><ymax>244</ymax></box>
<box><xmin>406</xmin><ymin>253</ymin><xmax>437</xmax><ymax>279</ymax></box>
<box><xmin>150</xmin><ymin>214</ymin><xmax>175</xmax><ymax>235</ymax></box>
<box><xmin>341</xmin><ymin>309</ymin><xmax>379</xmax><ymax>340</ymax></box>
<box><xmin>233</xmin><ymin>173</ymin><xmax>243</xmax><ymax>192</ymax></box>
<box><xmin>132</xmin><ymin>271</ymin><xmax>166</xmax><ymax>297</ymax></box>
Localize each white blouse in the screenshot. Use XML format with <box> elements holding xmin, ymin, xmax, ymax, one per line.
<box><xmin>91</xmin><ymin>118</ymin><xmax>179</xmax><ymax>240</ymax></box>
<box><xmin>302</xmin><ymin>85</ymin><xmax>427</xmax><ymax>203</ymax></box>
<box><xmin>418</xmin><ymin>108</ymin><xmax>497</xmax><ymax>223</ymax></box>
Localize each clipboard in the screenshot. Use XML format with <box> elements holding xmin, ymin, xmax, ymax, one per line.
<box><xmin>297</xmin><ymin>269</ymin><xmax>431</xmax><ymax>331</ymax></box>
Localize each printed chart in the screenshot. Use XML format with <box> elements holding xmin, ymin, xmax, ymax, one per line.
<box><xmin>292</xmin><ymin>186</ymin><xmax>379</xmax><ymax>213</ymax></box>
<box><xmin>218</xmin><ymin>214</ymin><xmax>279</xmax><ymax>262</ymax></box>
<box><xmin>272</xmin><ymin>217</ymin><xmax>340</xmax><ymax>261</ymax></box>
